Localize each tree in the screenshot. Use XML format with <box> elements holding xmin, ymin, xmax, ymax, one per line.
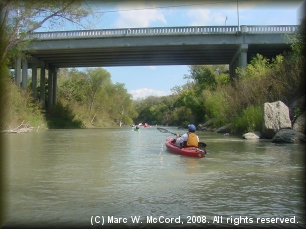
<box><xmin>0</xmin><ymin>0</ymin><xmax>93</xmax><ymax>63</ymax></box>
<box><xmin>84</xmin><ymin>68</ymin><xmax>111</xmax><ymax>114</ymax></box>
<box><xmin>108</xmin><ymin>83</ymin><xmax>137</xmax><ymax>126</ymax></box>
<box><xmin>57</xmin><ymin>68</ymin><xmax>88</xmax><ymax>104</ymax></box>
<box><xmin>57</xmin><ymin>68</ymin><xmax>137</xmax><ymax>127</ymax></box>
<box><xmin>175</xmin><ymin>88</ymin><xmax>204</xmax><ymax>123</ymax></box>
<box><xmin>185</xmin><ymin>65</ymin><xmax>217</xmax><ymax>91</ymax></box>
<box><xmin>236</xmin><ymin>54</ymin><xmax>271</xmax><ymax>80</ymax></box>
<box><xmin>133</xmin><ymin>95</ymin><xmax>177</xmax><ymax>126</ymax></box>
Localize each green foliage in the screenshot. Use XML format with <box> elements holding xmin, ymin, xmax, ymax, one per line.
<box><xmin>58</xmin><ymin>69</ymin><xmax>88</xmax><ymax>104</ymax></box>
<box><xmin>176</xmin><ymin>89</ymin><xmax>200</xmax><ymax>111</ymax></box>
<box><xmin>107</xmin><ymin>82</ymin><xmax>137</xmax><ymax>126</ymax></box>
<box><xmin>172</xmin><ymin>106</ymin><xmax>192</xmax><ymax>125</ymax></box>
<box><xmin>294</xmin><ymin>108</ymin><xmax>302</xmax><ymax>118</ymax></box>
<box><xmin>46</xmin><ymin>102</ymin><xmax>83</xmax><ymax>129</ymax></box>
<box><xmin>202</xmin><ymin>90</ymin><xmax>228</xmax><ymax>126</ymax></box>
<box><xmin>2</xmin><ymin>75</ymin><xmax>47</xmax><ymax>130</ymax></box>
<box><xmin>0</xmin><ymin>1</ymin><xmax>101</xmax><ymax>131</ymax></box>
<box><xmin>231</xmin><ymin>105</ymin><xmax>263</xmax><ymax>133</ymax></box>
<box><xmin>286</xmin><ymin>18</ymin><xmax>306</xmax><ymax>61</ymax></box>
<box><xmin>216</xmin><ymin>73</ymin><xmax>230</xmax><ymax>85</ymax></box>
<box><xmin>236</xmin><ymin>54</ymin><xmax>271</xmax><ymax>79</ymax></box>
<box><xmin>57</xmin><ymin>68</ymin><xmax>137</xmax><ymax>127</ymax></box>
<box><xmin>84</xmin><ymin>68</ymin><xmax>111</xmax><ymax>114</ymax></box>
<box><xmin>134</xmin><ymin>95</ymin><xmax>177</xmax><ymax>125</ymax></box>
<box><xmin>135</xmin><ymin>65</ymin><xmax>231</xmax><ymax>126</ymax></box>
<box><xmin>1</xmin><ymin>0</ymin><xmax>94</xmax><ymax>63</ymax></box>
<box><xmin>185</xmin><ymin>65</ymin><xmax>218</xmax><ymax>91</ymax></box>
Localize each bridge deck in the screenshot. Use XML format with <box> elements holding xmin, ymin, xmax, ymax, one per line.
<box><xmin>24</xmin><ymin>25</ymin><xmax>298</xmax><ymax>68</ymax></box>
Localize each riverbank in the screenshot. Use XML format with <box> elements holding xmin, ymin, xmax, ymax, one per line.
<box><xmin>1</xmin><ymin>120</ymin><xmax>43</xmax><ymax>134</ymax></box>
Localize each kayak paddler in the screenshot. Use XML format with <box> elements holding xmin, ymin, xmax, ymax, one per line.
<box><xmin>173</xmin><ymin>124</ymin><xmax>199</xmax><ymax>147</ymax></box>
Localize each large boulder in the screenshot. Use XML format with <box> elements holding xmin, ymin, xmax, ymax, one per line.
<box><xmin>262</xmin><ymin>101</ymin><xmax>291</xmax><ymax>139</ymax></box>
<box><xmin>198</xmin><ymin>118</ymin><xmax>218</xmax><ymax>131</ymax></box>
<box><xmin>216</xmin><ymin>124</ymin><xmax>232</xmax><ymax>134</ymax></box>
<box><xmin>271</xmin><ymin>129</ymin><xmax>306</xmax><ymax>143</ymax></box>
<box><xmin>292</xmin><ymin>111</ymin><xmax>306</xmax><ymax>134</ymax></box>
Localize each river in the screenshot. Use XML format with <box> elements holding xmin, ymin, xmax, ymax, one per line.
<box><xmin>2</xmin><ymin>127</ymin><xmax>305</xmax><ymax>228</ymax></box>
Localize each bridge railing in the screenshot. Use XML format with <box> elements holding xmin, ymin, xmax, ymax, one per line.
<box><xmin>27</xmin><ymin>25</ymin><xmax>298</xmax><ymax>40</ymax></box>
<box><xmin>242</xmin><ymin>25</ymin><xmax>298</xmax><ymax>33</ymax></box>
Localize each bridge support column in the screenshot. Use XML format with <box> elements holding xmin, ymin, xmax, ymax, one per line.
<box><xmin>31</xmin><ymin>64</ymin><xmax>37</xmax><ymax>99</ymax></box>
<box><xmin>239</xmin><ymin>45</ymin><xmax>248</xmax><ymax>68</ymax></box>
<box><xmin>229</xmin><ymin>44</ymin><xmax>248</xmax><ymax>80</ymax></box>
<box><xmin>47</xmin><ymin>67</ymin><xmax>53</xmax><ymax>110</ymax></box>
<box><xmin>15</xmin><ymin>57</ymin><xmax>21</xmax><ymax>87</ymax></box>
<box><xmin>40</xmin><ymin>67</ymin><xmax>46</xmax><ymax>109</ymax></box>
<box><xmin>52</xmin><ymin>68</ymin><xmax>58</xmax><ymax>105</ymax></box>
<box><xmin>22</xmin><ymin>60</ymin><xmax>28</xmax><ymax>90</ymax></box>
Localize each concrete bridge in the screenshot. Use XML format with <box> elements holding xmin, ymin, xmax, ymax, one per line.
<box><xmin>14</xmin><ymin>25</ymin><xmax>298</xmax><ymax>107</ymax></box>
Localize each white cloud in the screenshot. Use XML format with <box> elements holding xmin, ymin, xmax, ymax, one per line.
<box><xmin>129</xmin><ymin>88</ymin><xmax>171</xmax><ymax>100</ymax></box>
<box><xmin>186</xmin><ymin>2</ymin><xmax>302</xmax><ymax>26</ymax></box>
<box><xmin>187</xmin><ymin>9</ymin><xmax>211</xmax><ymax>25</ymax></box>
<box><xmin>113</xmin><ymin>3</ymin><xmax>167</xmax><ymax>28</ymax></box>
<box><xmin>187</xmin><ymin>9</ymin><xmax>234</xmax><ymax>26</ymax></box>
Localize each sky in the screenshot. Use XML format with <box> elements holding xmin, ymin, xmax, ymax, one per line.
<box><xmin>41</xmin><ymin>0</ymin><xmax>305</xmax><ymax>100</ymax></box>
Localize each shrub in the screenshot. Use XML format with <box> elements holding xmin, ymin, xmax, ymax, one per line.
<box><xmin>2</xmin><ymin>77</ymin><xmax>46</xmax><ymax>130</ymax></box>
<box><xmin>203</xmin><ymin>90</ymin><xmax>228</xmax><ymax>126</ymax></box>
<box><xmin>46</xmin><ymin>102</ymin><xmax>83</xmax><ymax>129</ymax></box>
<box><xmin>232</xmin><ymin>105</ymin><xmax>263</xmax><ymax>133</ymax></box>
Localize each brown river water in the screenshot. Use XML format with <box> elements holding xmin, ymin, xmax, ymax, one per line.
<box><xmin>2</xmin><ymin>127</ymin><xmax>305</xmax><ymax>228</ymax></box>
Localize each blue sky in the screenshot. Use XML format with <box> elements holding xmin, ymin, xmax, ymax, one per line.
<box><xmin>41</xmin><ymin>1</ymin><xmax>304</xmax><ymax>100</ymax></box>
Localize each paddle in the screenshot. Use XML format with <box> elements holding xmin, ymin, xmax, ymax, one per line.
<box><xmin>198</xmin><ymin>142</ymin><xmax>207</xmax><ymax>148</ymax></box>
<box><xmin>157</xmin><ymin>127</ymin><xmax>207</xmax><ymax>149</ymax></box>
<box><xmin>157</xmin><ymin>127</ymin><xmax>179</xmax><ymax>136</ymax></box>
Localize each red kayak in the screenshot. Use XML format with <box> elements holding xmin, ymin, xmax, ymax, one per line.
<box><xmin>165</xmin><ymin>137</ymin><xmax>205</xmax><ymax>158</ymax></box>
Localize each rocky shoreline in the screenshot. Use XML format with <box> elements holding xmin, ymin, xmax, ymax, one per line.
<box><xmin>2</xmin><ymin>97</ymin><xmax>305</xmax><ymax>144</ymax></box>
<box><xmin>197</xmin><ymin>96</ymin><xmax>306</xmax><ymax>144</ymax></box>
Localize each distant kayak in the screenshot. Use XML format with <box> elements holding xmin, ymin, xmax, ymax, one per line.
<box><xmin>165</xmin><ymin>137</ymin><xmax>205</xmax><ymax>158</ymax></box>
<box><xmin>144</xmin><ymin>123</ymin><xmax>150</xmax><ymax>128</ymax></box>
<box><xmin>132</xmin><ymin>125</ymin><xmax>140</xmax><ymax>131</ymax></box>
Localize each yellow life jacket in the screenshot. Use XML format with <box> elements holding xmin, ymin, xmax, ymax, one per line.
<box><xmin>181</xmin><ymin>132</ymin><xmax>199</xmax><ymax>147</ymax></box>
<box><xmin>187</xmin><ymin>132</ymin><xmax>198</xmax><ymax>147</ymax></box>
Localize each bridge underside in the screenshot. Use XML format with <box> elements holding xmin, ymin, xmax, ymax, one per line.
<box><xmin>14</xmin><ymin>28</ymin><xmax>295</xmax><ymax>109</ymax></box>
<box><xmin>27</xmin><ymin>43</ymin><xmax>291</xmax><ymax>68</ymax></box>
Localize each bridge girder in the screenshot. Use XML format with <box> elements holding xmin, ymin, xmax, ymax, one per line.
<box><xmin>24</xmin><ymin>33</ymin><xmax>292</xmax><ymax>68</ymax></box>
